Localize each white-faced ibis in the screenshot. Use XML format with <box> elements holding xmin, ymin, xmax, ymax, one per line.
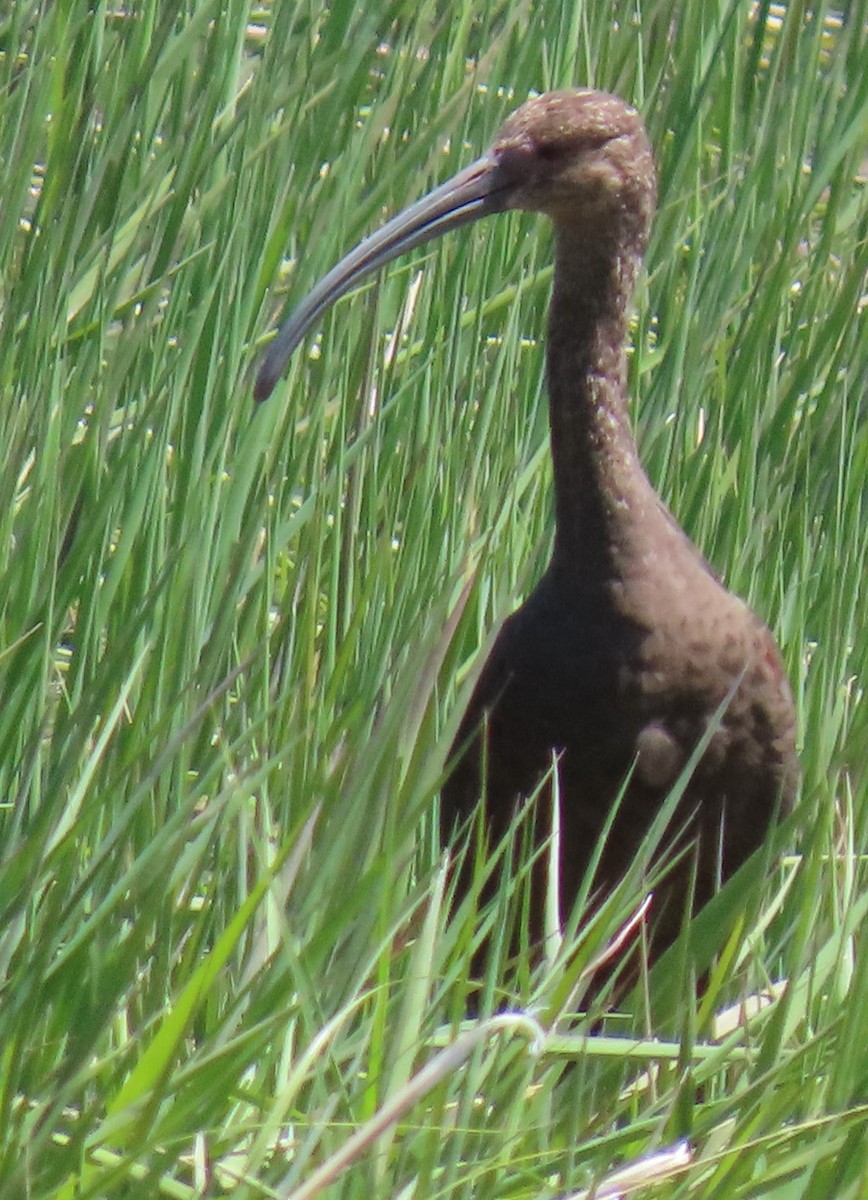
<box><xmin>256</xmin><ymin>90</ymin><xmax>798</xmax><ymax>964</ymax></box>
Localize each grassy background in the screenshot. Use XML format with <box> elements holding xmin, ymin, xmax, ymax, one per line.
<box><xmin>1</xmin><ymin>0</ymin><xmax>866</xmax><ymax>1195</ymax></box>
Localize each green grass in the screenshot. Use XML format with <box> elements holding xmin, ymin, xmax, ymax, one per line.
<box><xmin>1</xmin><ymin>0</ymin><xmax>866</xmax><ymax>1195</ymax></box>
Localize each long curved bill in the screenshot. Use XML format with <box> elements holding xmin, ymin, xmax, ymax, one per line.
<box><xmin>254</xmin><ymin>153</ymin><xmax>509</xmax><ymax>402</ymax></box>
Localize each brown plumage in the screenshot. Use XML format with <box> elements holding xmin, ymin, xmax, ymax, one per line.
<box><xmin>256</xmin><ymin>90</ymin><xmax>798</xmax><ymax>963</ymax></box>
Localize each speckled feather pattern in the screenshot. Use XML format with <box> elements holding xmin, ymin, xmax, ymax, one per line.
<box><xmin>440</xmin><ymin>90</ymin><xmax>798</xmax><ymax>955</ymax></box>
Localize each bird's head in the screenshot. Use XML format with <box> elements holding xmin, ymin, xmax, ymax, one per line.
<box><xmin>255</xmin><ymin>89</ymin><xmax>656</xmax><ymax>401</ymax></box>
<box><xmin>489</xmin><ymin>90</ymin><xmax>656</xmax><ymax>236</ymax></box>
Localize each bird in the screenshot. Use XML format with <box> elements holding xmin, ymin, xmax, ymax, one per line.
<box><xmin>255</xmin><ymin>89</ymin><xmax>798</xmax><ymax>972</ymax></box>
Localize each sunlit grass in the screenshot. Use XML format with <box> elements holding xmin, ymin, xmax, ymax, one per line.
<box><xmin>0</xmin><ymin>0</ymin><xmax>865</xmax><ymax>1195</ymax></box>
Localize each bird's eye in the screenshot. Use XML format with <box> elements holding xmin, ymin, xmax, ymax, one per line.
<box><xmin>535</xmin><ymin>142</ymin><xmax>565</xmax><ymax>162</ymax></box>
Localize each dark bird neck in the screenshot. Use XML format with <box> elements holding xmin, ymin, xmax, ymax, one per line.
<box><xmin>546</xmin><ymin>223</ymin><xmax>661</xmax><ymax>580</ymax></box>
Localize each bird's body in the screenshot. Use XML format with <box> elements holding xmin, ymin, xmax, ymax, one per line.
<box><xmin>445</xmin><ymin>514</ymin><xmax>796</xmax><ymax>942</ymax></box>
<box><xmin>256</xmin><ymin>89</ymin><xmax>798</xmax><ymax>960</ymax></box>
